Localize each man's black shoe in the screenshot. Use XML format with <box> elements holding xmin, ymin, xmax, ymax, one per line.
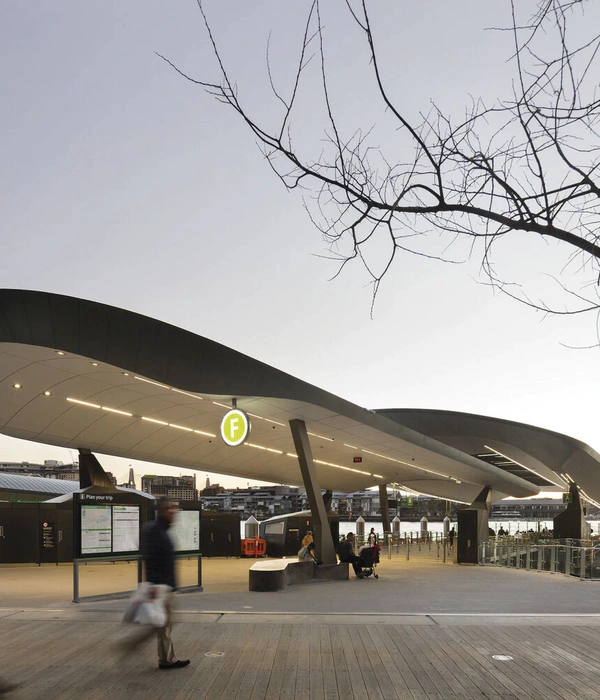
<box><xmin>158</xmin><ymin>660</ymin><xmax>190</xmax><ymax>670</ymax></box>
<box><xmin>0</xmin><ymin>681</ymin><xmax>20</xmax><ymax>695</ymax></box>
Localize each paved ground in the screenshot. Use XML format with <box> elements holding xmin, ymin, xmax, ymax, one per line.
<box><xmin>2</xmin><ymin>550</ymin><xmax>600</xmax><ymax>698</ymax></box>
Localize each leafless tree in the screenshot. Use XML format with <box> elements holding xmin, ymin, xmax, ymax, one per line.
<box><xmin>161</xmin><ymin>0</ymin><xmax>600</xmax><ymax>319</ymax></box>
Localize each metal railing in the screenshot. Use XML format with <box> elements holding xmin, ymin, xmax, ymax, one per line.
<box><xmin>478</xmin><ymin>539</ymin><xmax>600</xmax><ymax>580</ymax></box>
<box><xmin>354</xmin><ymin>531</ymin><xmax>453</xmax><ymax>563</ymax></box>
<box><xmin>73</xmin><ymin>553</ymin><xmax>203</xmax><ymax>603</ymax></box>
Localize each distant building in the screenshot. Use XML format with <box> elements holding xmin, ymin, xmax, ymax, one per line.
<box><xmin>201</xmin><ymin>483</ymin><xmax>226</xmax><ymax>497</ymax></box>
<box><xmin>202</xmin><ymin>485</ymin><xmax>301</xmax><ymax>519</ymax></box>
<box><xmin>0</xmin><ymin>460</ymin><xmax>79</xmax><ymax>481</ymax></box>
<box><xmin>141</xmin><ymin>474</ymin><xmax>198</xmax><ymax>501</ymax></box>
<box><xmin>491</xmin><ymin>498</ymin><xmax>567</xmax><ymax>520</ymax></box>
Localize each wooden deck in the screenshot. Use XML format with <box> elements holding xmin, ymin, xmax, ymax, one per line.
<box><xmin>2</xmin><ymin>610</ymin><xmax>600</xmax><ymax>699</ymax></box>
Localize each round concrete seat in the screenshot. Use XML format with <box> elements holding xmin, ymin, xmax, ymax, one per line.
<box><xmin>249</xmin><ymin>560</ymin><xmax>288</xmax><ymax>591</ymax></box>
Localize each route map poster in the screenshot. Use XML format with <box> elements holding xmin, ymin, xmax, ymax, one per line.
<box><xmin>112</xmin><ymin>505</ymin><xmax>140</xmax><ymax>552</ymax></box>
<box><xmin>171</xmin><ymin>510</ymin><xmax>200</xmax><ymax>552</ymax></box>
<box><xmin>81</xmin><ymin>505</ymin><xmax>112</xmax><ymax>555</ymax></box>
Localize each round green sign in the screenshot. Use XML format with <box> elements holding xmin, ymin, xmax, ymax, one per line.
<box><xmin>220</xmin><ymin>409</ymin><xmax>250</xmax><ymax>446</ymax></box>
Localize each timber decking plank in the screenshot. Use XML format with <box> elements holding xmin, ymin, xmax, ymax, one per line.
<box><xmin>360</xmin><ymin>627</ymin><xmax>401</xmax><ymax>700</ymax></box>
<box><xmin>448</xmin><ymin>625</ymin><xmax>566</xmax><ymax>700</ymax></box>
<box><xmin>293</xmin><ymin>624</ymin><xmax>311</xmax><ymax>700</ymax></box>
<box><xmin>467</xmin><ymin>624</ymin><xmax>581</xmax><ymax>699</ymax></box>
<box><xmin>278</xmin><ymin>624</ymin><xmax>302</xmax><ymax>700</ymax></box>
<box><xmin>187</xmin><ymin>622</ymin><xmax>245</xmax><ymax>699</ymax></box>
<box><xmin>329</xmin><ymin>624</ymin><xmax>354</xmax><ymax>699</ymax></box>
<box><xmin>339</xmin><ymin>624</ymin><xmax>370</xmax><ymax>700</ymax></box>
<box><xmin>526</xmin><ymin>625</ymin><xmax>600</xmax><ymax>693</ymax></box>
<box><xmin>378</xmin><ymin>626</ymin><xmax>431</xmax><ymax>699</ymax></box>
<box><xmin>264</xmin><ymin>623</ymin><xmax>293</xmax><ymax>700</ymax></box>
<box><xmin>348</xmin><ymin>626</ymin><xmax>386</xmax><ymax>700</ymax></box>
<box><xmin>307</xmin><ymin>624</ymin><xmax>324</xmax><ymax>700</ymax></box>
<box><xmin>409</xmin><ymin>625</ymin><xmax>480</xmax><ymax>700</ymax></box>
<box><xmin>401</xmin><ymin>625</ymin><xmax>461</xmax><ymax>699</ymax></box>
<box><xmin>218</xmin><ymin>622</ymin><xmax>262</xmax><ymax>699</ymax></box>
<box><xmin>416</xmin><ymin>626</ymin><xmax>507</xmax><ymax>699</ymax></box>
<box><xmin>440</xmin><ymin>624</ymin><xmax>538</xmax><ymax>700</ymax></box>
<box><xmin>248</xmin><ymin>625</ymin><xmax>284</xmax><ymax>700</ymax></box>
<box><xmin>473</xmin><ymin>624</ymin><xmax>598</xmax><ymax>700</ymax></box>
<box><xmin>231</xmin><ymin>623</ymin><xmax>274</xmax><ymax>699</ymax></box>
<box><xmin>318</xmin><ymin>625</ymin><xmax>340</xmax><ymax>700</ymax></box>
<box><xmin>364</xmin><ymin>626</ymin><xmax>414</xmax><ymax>699</ymax></box>
<box><xmin>198</xmin><ymin>623</ymin><xmax>255</xmax><ymax>699</ymax></box>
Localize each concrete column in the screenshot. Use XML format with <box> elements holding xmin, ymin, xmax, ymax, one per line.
<box><xmin>553</xmin><ymin>482</ymin><xmax>591</xmax><ymax>541</ymax></box>
<box><xmin>378</xmin><ymin>484</ymin><xmax>391</xmax><ymax>534</ymax></box>
<box><xmin>289</xmin><ymin>419</ymin><xmax>337</xmax><ymax>566</ymax></box>
<box><xmin>457</xmin><ymin>486</ymin><xmax>491</xmax><ymax>564</ymax></box>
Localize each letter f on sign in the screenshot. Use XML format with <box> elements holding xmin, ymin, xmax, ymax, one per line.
<box><xmin>229</xmin><ymin>417</ymin><xmax>239</xmax><ymax>440</ymax></box>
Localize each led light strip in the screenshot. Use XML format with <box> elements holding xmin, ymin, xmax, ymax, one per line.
<box><xmin>66</xmin><ymin>397</ymin><xmax>385</xmax><ymax>480</ymax></box>
<box><xmin>308</xmin><ymin>431</ymin><xmax>334</xmax><ymax>442</ymax></box>
<box><xmin>68</xmin><ymin>397</ymin><xmax>216</xmax><ymax>438</ymax></box>
<box><xmin>314</xmin><ymin>459</ymin><xmax>371</xmax><ymax>476</ymax></box>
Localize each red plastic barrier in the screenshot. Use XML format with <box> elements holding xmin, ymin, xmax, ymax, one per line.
<box><xmin>241</xmin><ymin>539</ymin><xmax>256</xmax><ymax>557</ymax></box>
<box><xmin>241</xmin><ymin>538</ymin><xmax>267</xmax><ymax>557</ymax></box>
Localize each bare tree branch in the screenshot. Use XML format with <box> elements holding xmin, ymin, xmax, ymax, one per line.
<box><xmin>163</xmin><ymin>0</ymin><xmax>600</xmax><ymax>317</ymax></box>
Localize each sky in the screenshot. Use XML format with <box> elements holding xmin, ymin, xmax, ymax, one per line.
<box><xmin>1</xmin><ymin>1</ymin><xmax>599</xmax><ymax>491</ymax></box>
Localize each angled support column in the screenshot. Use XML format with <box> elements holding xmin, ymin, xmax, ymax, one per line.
<box><xmin>289</xmin><ymin>419</ymin><xmax>337</xmax><ymax>566</ymax></box>
<box><xmin>78</xmin><ymin>449</ymin><xmax>117</xmax><ymax>489</ymax></box>
<box><xmin>379</xmin><ymin>484</ymin><xmax>391</xmax><ymax>535</ymax></box>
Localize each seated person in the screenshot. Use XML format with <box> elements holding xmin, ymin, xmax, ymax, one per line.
<box><xmin>301</xmin><ymin>531</ymin><xmax>314</xmax><ymax>548</ymax></box>
<box><xmin>298</xmin><ymin>542</ymin><xmax>317</xmax><ymax>562</ymax></box>
<box><xmin>336</xmin><ymin>532</ymin><xmax>363</xmax><ymax>578</ymax></box>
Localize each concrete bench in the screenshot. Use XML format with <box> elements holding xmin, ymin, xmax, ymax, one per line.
<box><xmin>249</xmin><ymin>559</ymin><xmax>349</xmax><ymax>592</ymax></box>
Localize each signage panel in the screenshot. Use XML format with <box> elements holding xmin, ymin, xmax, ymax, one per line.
<box><xmin>220</xmin><ymin>409</ymin><xmax>251</xmax><ymax>446</ymax></box>
<box><xmin>81</xmin><ymin>505</ymin><xmax>112</xmax><ymax>554</ymax></box>
<box><xmin>112</xmin><ymin>505</ymin><xmax>140</xmax><ymax>552</ymax></box>
<box><xmin>170</xmin><ymin>510</ymin><xmax>200</xmax><ymax>552</ymax></box>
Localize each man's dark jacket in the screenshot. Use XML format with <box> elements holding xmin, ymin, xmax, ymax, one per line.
<box><xmin>141</xmin><ymin>517</ymin><xmax>176</xmax><ymax>589</ymax></box>
<box><xmin>336</xmin><ymin>539</ymin><xmax>356</xmax><ymax>561</ymax></box>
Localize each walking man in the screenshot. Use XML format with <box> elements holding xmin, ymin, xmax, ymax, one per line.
<box><xmin>122</xmin><ymin>497</ymin><xmax>190</xmax><ymax>670</ymax></box>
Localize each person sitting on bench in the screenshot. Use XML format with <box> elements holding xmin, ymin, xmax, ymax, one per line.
<box><xmin>336</xmin><ymin>533</ymin><xmax>363</xmax><ymax>578</ymax></box>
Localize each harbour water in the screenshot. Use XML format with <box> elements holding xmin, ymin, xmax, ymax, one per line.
<box><xmin>241</xmin><ymin>519</ymin><xmax>600</xmax><ymax>540</ymax></box>
<box><xmin>339</xmin><ymin>519</ymin><xmax>600</xmax><ymax>538</ymax></box>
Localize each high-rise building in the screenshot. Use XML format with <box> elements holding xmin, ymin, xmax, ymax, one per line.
<box><xmin>141</xmin><ymin>474</ymin><xmax>198</xmax><ymax>501</ymax></box>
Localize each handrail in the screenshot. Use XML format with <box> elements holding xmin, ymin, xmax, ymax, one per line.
<box><xmin>478</xmin><ymin>541</ymin><xmax>600</xmax><ymax>580</ymax></box>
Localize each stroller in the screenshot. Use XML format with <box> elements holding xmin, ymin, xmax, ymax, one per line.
<box><xmin>358</xmin><ymin>544</ymin><xmax>380</xmax><ymax>579</ymax></box>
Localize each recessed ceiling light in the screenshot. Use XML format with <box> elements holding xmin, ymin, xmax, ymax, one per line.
<box><xmin>56</xmin><ymin>351</ymin><xmax>65</xmax><ymax>356</ymax></box>
<box><xmin>91</xmin><ymin>362</ymin><xmax>98</xmax><ymax>367</ymax></box>
<box><xmin>13</xmin><ymin>383</ymin><xmax>22</xmax><ymax>389</ymax></box>
<box><xmin>122</xmin><ymin>372</ymin><xmax>129</xmax><ymax>376</ymax></box>
<box><xmin>44</xmin><ymin>391</ymin><xmax>52</xmax><ymax>396</ymax></box>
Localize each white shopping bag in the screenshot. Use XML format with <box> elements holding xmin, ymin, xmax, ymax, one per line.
<box><xmin>122</xmin><ymin>582</ymin><xmax>170</xmax><ymax>628</ymax></box>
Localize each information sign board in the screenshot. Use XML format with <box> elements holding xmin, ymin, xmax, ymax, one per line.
<box><xmin>170</xmin><ymin>510</ymin><xmax>200</xmax><ymax>552</ymax></box>
<box><xmin>81</xmin><ymin>505</ymin><xmax>112</xmax><ymax>554</ymax></box>
<box><xmin>74</xmin><ymin>492</ymin><xmax>148</xmax><ymax>559</ymax></box>
<box><xmin>112</xmin><ymin>505</ymin><xmax>140</xmax><ymax>552</ymax></box>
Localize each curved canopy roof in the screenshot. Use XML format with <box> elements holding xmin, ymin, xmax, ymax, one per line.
<box><xmin>377</xmin><ymin>409</ymin><xmax>598</xmax><ymax>506</ymax></box>
<box><xmin>0</xmin><ymin>289</ymin><xmax>577</xmax><ymax>503</ymax></box>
